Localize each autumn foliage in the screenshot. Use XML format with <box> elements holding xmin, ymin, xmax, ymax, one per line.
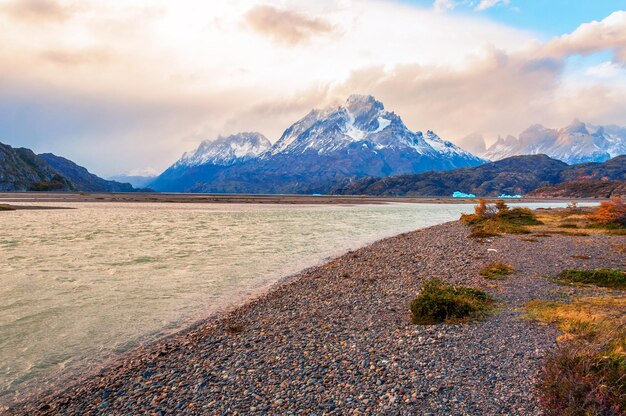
<box><xmin>588</xmin><ymin>197</ymin><xmax>626</xmax><ymax>227</ymax></box>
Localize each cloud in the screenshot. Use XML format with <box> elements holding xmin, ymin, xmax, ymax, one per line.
<box><xmin>0</xmin><ymin>0</ymin><xmax>625</xmax><ymax>175</ymax></box>
<box><xmin>475</xmin><ymin>0</ymin><xmax>510</xmax><ymax>12</ymax></box>
<box><xmin>433</xmin><ymin>0</ymin><xmax>456</xmax><ymax>13</ymax></box>
<box><xmin>543</xmin><ymin>11</ymin><xmax>626</xmax><ymax>62</ymax></box>
<box><xmin>586</xmin><ymin>61</ymin><xmax>623</xmax><ymax>79</ymax></box>
<box><xmin>0</xmin><ymin>0</ymin><xmax>73</xmax><ymax>23</ymax></box>
<box><xmin>244</xmin><ymin>4</ymin><xmax>334</xmax><ymax>45</ymax></box>
<box><xmin>38</xmin><ymin>48</ymin><xmax>113</xmax><ymax>66</ymax></box>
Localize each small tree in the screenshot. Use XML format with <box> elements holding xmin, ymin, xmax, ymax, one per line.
<box><xmin>588</xmin><ymin>197</ymin><xmax>626</xmax><ymax>227</ymax></box>
<box><xmin>495</xmin><ymin>200</ymin><xmax>509</xmax><ymax>213</ymax></box>
<box><xmin>474</xmin><ymin>200</ymin><xmax>498</xmax><ymax>219</ymax></box>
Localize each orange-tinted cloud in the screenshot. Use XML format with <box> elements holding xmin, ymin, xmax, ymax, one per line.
<box><xmin>245</xmin><ymin>4</ymin><xmax>334</xmax><ymax>45</ymax></box>
<box><xmin>39</xmin><ymin>48</ymin><xmax>112</xmax><ymax>66</ymax></box>
<box><xmin>0</xmin><ymin>0</ymin><xmax>73</xmax><ymax>23</ymax></box>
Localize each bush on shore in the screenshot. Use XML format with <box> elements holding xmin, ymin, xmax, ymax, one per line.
<box><xmin>410</xmin><ymin>280</ymin><xmax>493</xmax><ymax>325</ymax></box>
<box><xmin>526</xmin><ymin>296</ymin><xmax>626</xmax><ymax>416</ymax></box>
<box><xmin>461</xmin><ymin>200</ymin><xmax>542</xmax><ymax>238</ymax></box>
<box><xmin>587</xmin><ymin>197</ymin><xmax>626</xmax><ymax>228</ymax></box>
<box><xmin>555</xmin><ymin>269</ymin><xmax>626</xmax><ymax>290</ymax></box>
<box><xmin>479</xmin><ymin>261</ymin><xmax>514</xmax><ymax>280</ymax></box>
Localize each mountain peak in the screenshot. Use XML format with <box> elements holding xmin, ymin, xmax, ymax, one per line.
<box><xmin>174</xmin><ymin>132</ymin><xmax>270</xmax><ymax>168</ymax></box>
<box><xmin>562</xmin><ymin>118</ymin><xmax>588</xmax><ymax>134</ymax></box>
<box><xmin>344</xmin><ymin>94</ymin><xmax>383</xmax><ymax>114</ymax></box>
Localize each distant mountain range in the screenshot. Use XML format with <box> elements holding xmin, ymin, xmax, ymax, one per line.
<box><xmin>481</xmin><ymin>120</ymin><xmax>626</xmax><ymax>164</ymax></box>
<box><xmin>149</xmin><ymin>95</ymin><xmax>485</xmax><ymax>193</ymax></box>
<box><xmin>0</xmin><ymin>142</ymin><xmax>140</xmax><ymax>192</ymax></box>
<box><xmin>332</xmin><ymin>154</ymin><xmax>626</xmax><ymax>197</ymax></box>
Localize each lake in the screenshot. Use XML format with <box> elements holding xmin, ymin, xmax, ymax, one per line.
<box><xmin>0</xmin><ymin>201</ymin><xmax>583</xmax><ymax>405</ymax></box>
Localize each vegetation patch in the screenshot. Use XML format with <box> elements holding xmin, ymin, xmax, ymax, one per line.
<box><xmin>479</xmin><ymin>261</ymin><xmax>514</xmax><ymax>280</ymax></box>
<box><xmin>571</xmin><ymin>255</ymin><xmax>591</xmax><ymax>260</ymax></box>
<box><xmin>410</xmin><ymin>279</ymin><xmax>493</xmax><ymax>325</ymax></box>
<box><xmin>461</xmin><ymin>200</ymin><xmax>542</xmax><ymax>238</ymax></box>
<box><xmin>526</xmin><ymin>297</ymin><xmax>626</xmax><ymax>415</ymax></box>
<box><xmin>0</xmin><ymin>204</ymin><xmax>16</xmax><ymax>211</ymax></box>
<box><xmin>554</xmin><ymin>269</ymin><xmax>626</xmax><ymax>290</ymax></box>
<box><xmin>557</xmin><ymin>223</ymin><xmax>578</xmax><ymax>229</ymax></box>
<box><xmin>587</xmin><ymin>197</ymin><xmax>626</xmax><ymax>229</ymax></box>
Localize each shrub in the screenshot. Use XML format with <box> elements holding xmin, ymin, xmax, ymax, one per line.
<box><xmin>479</xmin><ymin>261</ymin><xmax>514</xmax><ymax>279</ymax></box>
<box><xmin>461</xmin><ymin>203</ymin><xmax>542</xmax><ymax>238</ymax></box>
<box><xmin>526</xmin><ymin>297</ymin><xmax>626</xmax><ymax>415</ymax></box>
<box><xmin>0</xmin><ymin>204</ymin><xmax>16</xmax><ymax>211</ymax></box>
<box><xmin>555</xmin><ymin>269</ymin><xmax>626</xmax><ymax>290</ymax></box>
<box><xmin>588</xmin><ymin>197</ymin><xmax>626</xmax><ymax>228</ymax></box>
<box><xmin>495</xmin><ymin>207</ymin><xmax>544</xmax><ymax>226</ymax></box>
<box><xmin>410</xmin><ymin>280</ymin><xmax>493</xmax><ymax>325</ymax></box>
<box><xmin>539</xmin><ymin>343</ymin><xmax>625</xmax><ymax>416</ymax></box>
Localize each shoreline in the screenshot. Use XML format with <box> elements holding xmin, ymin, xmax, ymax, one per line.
<box><xmin>0</xmin><ymin>192</ymin><xmax>607</xmax><ymax>207</ymax></box>
<box><xmin>7</xmin><ymin>218</ymin><xmax>624</xmax><ymax>414</ymax></box>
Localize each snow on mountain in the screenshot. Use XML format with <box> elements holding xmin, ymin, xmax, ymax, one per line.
<box><xmin>483</xmin><ymin>120</ymin><xmax>625</xmax><ymax>164</ymax></box>
<box><xmin>267</xmin><ymin>94</ymin><xmax>482</xmax><ymax>163</ymax></box>
<box><xmin>173</xmin><ymin>132</ymin><xmax>271</xmax><ymax>168</ymax></box>
<box><xmin>152</xmin><ymin>95</ymin><xmax>485</xmax><ymax>193</ymax></box>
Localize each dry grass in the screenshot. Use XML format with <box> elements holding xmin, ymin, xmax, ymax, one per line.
<box><xmin>479</xmin><ymin>261</ymin><xmax>514</xmax><ymax>280</ymax></box>
<box><xmin>526</xmin><ymin>296</ymin><xmax>626</xmax><ymax>415</ymax></box>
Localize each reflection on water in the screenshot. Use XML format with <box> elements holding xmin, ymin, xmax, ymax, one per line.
<box><xmin>0</xmin><ymin>201</ymin><xmax>584</xmax><ymax>404</ymax></box>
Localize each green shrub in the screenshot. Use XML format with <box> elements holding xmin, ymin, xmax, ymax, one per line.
<box><xmin>556</xmin><ymin>269</ymin><xmax>626</xmax><ymax>290</ymax></box>
<box><xmin>496</xmin><ymin>207</ymin><xmax>544</xmax><ymax>226</ymax></box>
<box><xmin>410</xmin><ymin>280</ymin><xmax>493</xmax><ymax>325</ymax></box>
<box><xmin>479</xmin><ymin>261</ymin><xmax>514</xmax><ymax>279</ymax></box>
<box><xmin>462</xmin><ymin>203</ymin><xmax>542</xmax><ymax>238</ymax></box>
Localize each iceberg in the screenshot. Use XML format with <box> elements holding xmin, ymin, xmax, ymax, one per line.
<box><xmin>452</xmin><ymin>191</ymin><xmax>476</xmax><ymax>198</ymax></box>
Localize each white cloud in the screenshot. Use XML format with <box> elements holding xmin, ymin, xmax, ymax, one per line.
<box><xmin>433</xmin><ymin>0</ymin><xmax>456</xmax><ymax>13</ymax></box>
<box><xmin>475</xmin><ymin>0</ymin><xmax>510</xmax><ymax>12</ymax></box>
<box><xmin>586</xmin><ymin>61</ymin><xmax>624</xmax><ymax>79</ymax></box>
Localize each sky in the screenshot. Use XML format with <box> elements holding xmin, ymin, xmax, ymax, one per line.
<box><xmin>0</xmin><ymin>0</ymin><xmax>625</xmax><ymax>176</ymax></box>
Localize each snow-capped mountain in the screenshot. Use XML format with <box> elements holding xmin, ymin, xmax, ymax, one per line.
<box><xmin>265</xmin><ymin>95</ymin><xmax>479</xmax><ymax>165</ymax></box>
<box><xmin>483</xmin><ymin>120</ymin><xmax>626</xmax><ymax>164</ymax></box>
<box><xmin>151</xmin><ymin>95</ymin><xmax>485</xmax><ymax>193</ymax></box>
<box><xmin>173</xmin><ymin>132</ymin><xmax>271</xmax><ymax>168</ymax></box>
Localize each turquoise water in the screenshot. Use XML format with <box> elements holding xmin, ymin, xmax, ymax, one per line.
<box><xmin>0</xmin><ymin>201</ymin><xmax>585</xmax><ymax>405</ymax></box>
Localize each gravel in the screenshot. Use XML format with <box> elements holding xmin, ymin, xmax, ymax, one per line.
<box><xmin>7</xmin><ymin>222</ymin><xmax>625</xmax><ymax>415</ymax></box>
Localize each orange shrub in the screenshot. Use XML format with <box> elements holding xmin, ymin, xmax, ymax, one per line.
<box><xmin>588</xmin><ymin>197</ymin><xmax>626</xmax><ymax>227</ymax></box>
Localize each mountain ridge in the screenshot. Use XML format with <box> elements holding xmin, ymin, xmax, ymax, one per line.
<box><xmin>150</xmin><ymin>95</ymin><xmax>486</xmax><ymax>193</ymax></box>
<box><xmin>332</xmin><ymin>154</ymin><xmax>626</xmax><ymax>197</ymax></box>
<box><xmin>482</xmin><ymin>120</ymin><xmax>626</xmax><ymax>164</ymax></box>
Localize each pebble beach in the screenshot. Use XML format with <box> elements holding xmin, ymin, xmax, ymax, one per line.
<box><xmin>8</xmin><ymin>221</ymin><xmax>625</xmax><ymax>415</ymax></box>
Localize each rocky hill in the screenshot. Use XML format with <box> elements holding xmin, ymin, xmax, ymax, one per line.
<box><xmin>0</xmin><ymin>142</ymin><xmax>138</xmax><ymax>192</ymax></box>
<box><xmin>527</xmin><ymin>180</ymin><xmax>626</xmax><ymax>199</ymax></box>
<box><xmin>332</xmin><ymin>155</ymin><xmax>626</xmax><ymax>197</ymax></box>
